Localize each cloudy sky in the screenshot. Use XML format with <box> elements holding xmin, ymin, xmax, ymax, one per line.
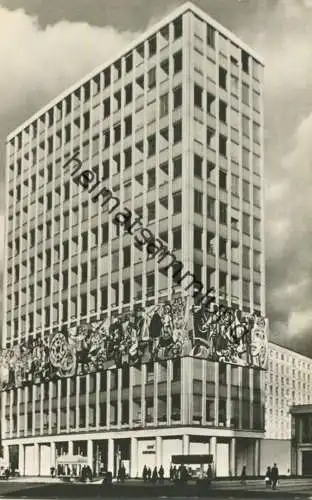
<box><xmin>0</xmin><ymin>0</ymin><xmax>312</xmax><ymax>353</ymax></box>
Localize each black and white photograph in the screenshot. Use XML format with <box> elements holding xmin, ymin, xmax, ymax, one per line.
<box><xmin>0</xmin><ymin>0</ymin><xmax>312</xmax><ymax>498</ymax></box>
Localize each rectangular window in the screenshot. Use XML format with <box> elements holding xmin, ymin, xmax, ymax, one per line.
<box><xmin>160</xmin><ymin>93</ymin><xmax>169</xmax><ymax>117</ymax></box>
<box><xmin>242</xmin><ymin>83</ymin><xmax>249</xmax><ymax>105</ymax></box>
<box><xmin>232</xmin><ymin>174</ymin><xmax>239</xmax><ymax>196</ymax></box>
<box><xmin>147</xmin><ymin>134</ymin><xmax>156</xmax><ymax>157</ymax></box>
<box><xmin>194</xmin><ymin>84</ymin><xmax>203</xmax><ymax>108</ymax></box>
<box><xmin>207</xmin><ymin>127</ymin><xmax>214</xmax><ymax>148</ymax></box>
<box><xmin>219</xmin><ymin>202</ymin><xmax>227</xmax><ymax>225</ymax></box>
<box><xmin>147</xmin><ymin>169</ymin><xmax>155</xmax><ymax>189</ymax></box>
<box><xmin>243</xmin><ymin>246</ymin><xmax>250</xmax><ymax>268</ymax></box>
<box><xmin>91</xmin><ymin>260</ymin><xmax>97</xmax><ymax>279</ymax></box>
<box><xmin>243</xmin><ymin>213</ymin><xmax>250</xmax><ymax>235</ymax></box>
<box><xmin>207</xmin><ymin>196</ymin><xmax>215</xmax><ymax>219</ymax></box>
<box><xmin>173</xmin><ymin>50</ymin><xmax>183</xmax><ymax>73</ymax></box>
<box><xmin>173</xmin><ymin>86</ymin><xmax>182</xmax><ymax>108</ymax></box>
<box><xmin>173</xmin><ymin>156</ymin><xmax>182</xmax><ymax>178</ymax></box>
<box><xmin>219</xmin><ymin>134</ymin><xmax>227</xmax><ymax>157</ymax></box>
<box><xmin>173</xmin><ymin>17</ymin><xmax>183</xmax><ymax>39</ymax></box>
<box><xmin>242</xmin><ymin>180</ymin><xmax>250</xmax><ymax>202</ymax></box>
<box><xmin>123</xmin><ymin>246</ymin><xmax>131</xmax><ymax>268</ymax></box>
<box><xmin>124</xmin><ymin>115</ymin><xmax>132</xmax><ymax>136</ymax></box>
<box><xmin>173</xmin><ymin>121</ymin><xmax>182</xmax><ymax>143</ymax></box>
<box><xmin>125</xmin><ymin>54</ymin><xmax>133</xmax><ymax>73</ymax></box>
<box><xmin>207</xmin><ymin>24</ymin><xmax>215</xmax><ymax>48</ymax></box>
<box><xmin>173</xmin><ymin>227</ymin><xmax>182</xmax><ymax>250</ymax></box>
<box><xmin>253</xmin><ymin>90</ymin><xmax>260</xmax><ymax>112</ymax></box>
<box><xmin>253</xmin><ymin>250</ymin><xmax>261</xmax><ymax>271</ymax></box>
<box><xmin>125</xmin><ymin>83</ymin><xmax>132</xmax><ymax>104</ymax></box>
<box><xmin>148</xmin><ymin>36</ymin><xmax>157</xmax><ymax>57</ymax></box>
<box><xmin>148</xmin><ymin>67</ymin><xmax>156</xmax><ymax>89</ymax></box>
<box><xmin>147</xmin><ymin>202</ymin><xmax>155</xmax><ymax>222</ymax></box>
<box><xmin>242</xmin><ymin>115</ymin><xmax>249</xmax><ymax>137</ymax></box>
<box><xmin>124</xmin><ymin>148</ymin><xmax>132</xmax><ymax>169</ymax></box>
<box><xmin>194</xmin><ymin>190</ymin><xmax>203</xmax><ymax>214</ymax></box>
<box><xmin>219</xmin><ymin>100</ymin><xmax>227</xmax><ymax>123</ymax></box>
<box><xmin>207</xmin><ymin>92</ymin><xmax>215</xmax><ymax>114</ymax></box>
<box><xmin>194</xmin><ymin>154</ymin><xmax>202</xmax><ymax>179</ymax></box>
<box><xmin>103</xmin><ymin>98</ymin><xmax>110</xmax><ymax>118</ymax></box>
<box><xmin>173</xmin><ymin>192</ymin><xmax>182</xmax><ymax>214</ymax></box>
<box><xmin>242</xmin><ymin>50</ymin><xmax>249</xmax><ymax>74</ymax></box>
<box><xmin>253</xmin><ymin>122</ymin><xmax>261</xmax><ymax>143</ymax></box>
<box><xmin>194</xmin><ymin>226</ymin><xmax>202</xmax><ymax>249</ymax></box>
<box><xmin>243</xmin><ymin>279</ymin><xmax>250</xmax><ymax>301</ymax></box>
<box><xmin>254</xmin><ymin>283</ymin><xmax>261</xmax><ymax>304</ymax></box>
<box><xmin>219</xmin><ymin>67</ymin><xmax>227</xmax><ymax>90</ymax></box>
<box><xmin>253</xmin><ymin>218</ymin><xmax>261</xmax><ymax>239</ymax></box>
<box><xmin>114</xmin><ymin>124</ymin><xmax>121</xmax><ymax>143</ymax></box>
<box><xmin>219</xmin><ymin>171</ymin><xmax>227</xmax><ymax>190</ymax></box>
<box><xmin>253</xmin><ymin>185</ymin><xmax>261</xmax><ymax>206</ymax></box>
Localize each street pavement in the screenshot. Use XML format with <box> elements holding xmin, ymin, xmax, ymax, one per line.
<box><xmin>0</xmin><ymin>478</ymin><xmax>311</xmax><ymax>499</ymax></box>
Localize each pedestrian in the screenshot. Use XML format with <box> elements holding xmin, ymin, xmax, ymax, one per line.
<box><xmin>169</xmin><ymin>465</ymin><xmax>173</xmax><ymax>480</ymax></box>
<box><xmin>172</xmin><ymin>465</ymin><xmax>177</xmax><ymax>480</ymax></box>
<box><xmin>143</xmin><ymin>464</ymin><xmax>148</xmax><ymax>481</ymax></box>
<box><xmin>240</xmin><ymin>465</ymin><xmax>247</xmax><ymax>486</ymax></box>
<box><xmin>181</xmin><ymin>465</ymin><xmax>188</xmax><ymax>483</ymax></box>
<box><xmin>265</xmin><ymin>466</ymin><xmax>271</xmax><ymax>488</ymax></box>
<box><xmin>152</xmin><ymin>466</ymin><xmax>158</xmax><ymax>484</ymax></box>
<box><xmin>86</xmin><ymin>465</ymin><xmax>92</xmax><ymax>481</ymax></box>
<box><xmin>117</xmin><ymin>465</ymin><xmax>121</xmax><ymax>483</ymax></box>
<box><xmin>158</xmin><ymin>465</ymin><xmax>164</xmax><ymax>483</ymax></box>
<box><xmin>120</xmin><ymin>463</ymin><xmax>126</xmax><ymax>483</ymax></box>
<box><xmin>147</xmin><ymin>467</ymin><xmax>151</xmax><ymax>481</ymax></box>
<box><xmin>207</xmin><ymin>464</ymin><xmax>213</xmax><ymax>482</ymax></box>
<box><xmin>50</xmin><ymin>466</ymin><xmax>55</xmax><ymax>478</ymax></box>
<box><xmin>271</xmin><ymin>463</ymin><xmax>279</xmax><ymax>490</ymax></box>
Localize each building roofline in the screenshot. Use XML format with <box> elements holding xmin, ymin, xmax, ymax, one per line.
<box><xmin>7</xmin><ymin>1</ymin><xmax>263</xmax><ymax>141</ymax></box>
<box><xmin>269</xmin><ymin>339</ymin><xmax>312</xmax><ymax>361</ymax></box>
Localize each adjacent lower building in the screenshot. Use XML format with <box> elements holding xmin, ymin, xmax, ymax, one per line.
<box><xmin>1</xmin><ymin>2</ymin><xmax>266</xmax><ymax>477</ymax></box>
<box><xmin>290</xmin><ymin>405</ymin><xmax>312</xmax><ymax>476</ymax></box>
<box><xmin>265</xmin><ymin>342</ymin><xmax>312</xmax><ymax>441</ymax></box>
<box><xmin>259</xmin><ymin>342</ymin><xmax>312</xmax><ymax>476</ymax></box>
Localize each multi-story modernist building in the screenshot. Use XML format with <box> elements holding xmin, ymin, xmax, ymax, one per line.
<box><xmin>265</xmin><ymin>342</ymin><xmax>312</xmax><ymax>440</ymax></box>
<box><xmin>1</xmin><ymin>2</ymin><xmax>267</xmax><ymax>478</ymax></box>
<box><xmin>290</xmin><ymin>404</ymin><xmax>312</xmax><ymax>475</ymax></box>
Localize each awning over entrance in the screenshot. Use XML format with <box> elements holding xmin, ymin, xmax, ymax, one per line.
<box><xmin>56</xmin><ymin>454</ymin><xmax>88</xmax><ymax>465</ymax></box>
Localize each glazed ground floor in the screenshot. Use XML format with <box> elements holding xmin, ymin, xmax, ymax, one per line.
<box><xmin>3</xmin><ymin>428</ymin><xmax>262</xmax><ymax>478</ymax></box>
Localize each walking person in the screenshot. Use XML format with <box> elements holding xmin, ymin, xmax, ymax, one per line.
<box><xmin>240</xmin><ymin>465</ymin><xmax>247</xmax><ymax>486</ymax></box>
<box><xmin>158</xmin><ymin>465</ymin><xmax>164</xmax><ymax>483</ymax></box>
<box><xmin>152</xmin><ymin>466</ymin><xmax>158</xmax><ymax>484</ymax></box>
<box><xmin>147</xmin><ymin>467</ymin><xmax>151</xmax><ymax>481</ymax></box>
<box><xmin>265</xmin><ymin>466</ymin><xmax>271</xmax><ymax>488</ymax></box>
<box><xmin>172</xmin><ymin>465</ymin><xmax>177</xmax><ymax>481</ymax></box>
<box><xmin>120</xmin><ymin>463</ymin><xmax>126</xmax><ymax>483</ymax></box>
<box><xmin>271</xmin><ymin>463</ymin><xmax>279</xmax><ymax>490</ymax></box>
<box><xmin>207</xmin><ymin>464</ymin><xmax>213</xmax><ymax>483</ymax></box>
<box><xmin>169</xmin><ymin>465</ymin><xmax>173</xmax><ymax>481</ymax></box>
<box><xmin>143</xmin><ymin>465</ymin><xmax>147</xmax><ymax>481</ymax></box>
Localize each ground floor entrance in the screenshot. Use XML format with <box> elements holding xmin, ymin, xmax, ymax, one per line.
<box><xmin>3</xmin><ymin>430</ymin><xmax>261</xmax><ymax>478</ymax></box>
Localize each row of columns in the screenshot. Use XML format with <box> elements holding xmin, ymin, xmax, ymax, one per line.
<box><xmin>4</xmin><ymin>436</ymin><xmax>260</xmax><ymax>477</ymax></box>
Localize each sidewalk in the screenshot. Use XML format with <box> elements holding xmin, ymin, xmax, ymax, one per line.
<box><xmin>5</xmin><ymin>476</ymin><xmax>312</xmax><ymax>495</ymax></box>
<box><xmin>7</xmin><ymin>476</ymin><xmax>312</xmax><ymax>486</ymax></box>
<box><xmin>1</xmin><ymin>479</ymin><xmax>312</xmax><ymax>499</ymax></box>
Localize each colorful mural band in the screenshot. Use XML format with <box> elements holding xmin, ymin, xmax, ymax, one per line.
<box><xmin>0</xmin><ymin>296</ymin><xmax>268</xmax><ymax>390</ymax></box>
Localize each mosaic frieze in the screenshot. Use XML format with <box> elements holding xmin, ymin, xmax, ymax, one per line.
<box><xmin>0</xmin><ymin>296</ymin><xmax>268</xmax><ymax>390</ymax></box>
